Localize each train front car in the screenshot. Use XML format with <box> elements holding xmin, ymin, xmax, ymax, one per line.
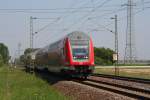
<box><xmin>64</xmin><ymin>31</ymin><xmax>95</xmax><ymax>78</ymax></box>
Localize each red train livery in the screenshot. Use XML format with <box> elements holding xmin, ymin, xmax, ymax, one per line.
<box><xmin>26</xmin><ymin>31</ymin><xmax>95</xmax><ymax>78</ymax></box>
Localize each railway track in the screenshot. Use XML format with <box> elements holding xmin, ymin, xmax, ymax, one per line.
<box><xmin>73</xmin><ymin>78</ymin><xmax>150</xmax><ymax>99</ymax></box>
<box><xmin>31</xmin><ymin>69</ymin><xmax>150</xmax><ymax>99</ymax></box>
<box><xmin>92</xmin><ymin>73</ymin><xmax>150</xmax><ymax>84</ymax></box>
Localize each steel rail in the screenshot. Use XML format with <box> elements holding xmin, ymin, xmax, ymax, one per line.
<box><xmin>92</xmin><ymin>73</ymin><xmax>150</xmax><ymax>84</ymax></box>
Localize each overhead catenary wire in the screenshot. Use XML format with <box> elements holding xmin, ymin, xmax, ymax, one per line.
<box><xmin>0</xmin><ymin>9</ymin><xmax>118</xmax><ymax>14</ymax></box>
<box><xmin>40</xmin><ymin>0</ymin><xmax>102</xmax><ymax>38</ymax></box>
<box><xmin>87</xmin><ymin>5</ymin><xmax>150</xmax><ymax>34</ymax></box>
<box><xmin>33</xmin><ymin>0</ymin><xmax>93</xmax><ymax>44</ymax></box>
<box><xmin>77</xmin><ymin>7</ymin><xmax>126</xmax><ymax>30</ymax></box>
<box><xmin>62</xmin><ymin>0</ymin><xmax>113</xmax><ymax>33</ymax></box>
<box><xmin>31</xmin><ymin>0</ymin><xmax>88</xmax><ymax>36</ymax></box>
<box><xmin>34</xmin><ymin>0</ymin><xmax>150</xmax><ymax>35</ymax></box>
<box><xmin>81</xmin><ymin>1</ymin><xmax>150</xmax><ymax>34</ymax></box>
<box><xmin>74</xmin><ymin>0</ymin><xmax>150</xmax><ymax>33</ymax></box>
<box><xmin>0</xmin><ymin>0</ymin><xmax>149</xmax><ymax>13</ymax></box>
<box><xmin>34</xmin><ymin>18</ymin><xmax>61</xmax><ymax>34</ymax></box>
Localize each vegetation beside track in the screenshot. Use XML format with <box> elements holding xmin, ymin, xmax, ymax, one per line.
<box><xmin>95</xmin><ymin>66</ymin><xmax>150</xmax><ymax>79</ymax></box>
<box><xmin>0</xmin><ymin>65</ymin><xmax>68</xmax><ymax>100</ymax></box>
<box><xmin>94</xmin><ymin>47</ymin><xmax>114</xmax><ymax>65</ymax></box>
<box><xmin>0</xmin><ymin>43</ymin><xmax>9</xmax><ymax>65</ymax></box>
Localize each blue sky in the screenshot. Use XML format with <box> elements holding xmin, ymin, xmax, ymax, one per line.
<box><xmin>0</xmin><ymin>0</ymin><xmax>150</xmax><ymax>60</ymax></box>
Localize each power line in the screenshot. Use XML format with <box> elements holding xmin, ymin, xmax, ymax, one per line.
<box><xmin>76</xmin><ymin>7</ymin><xmax>126</xmax><ymax>30</ymax></box>
<box><xmin>0</xmin><ymin>9</ymin><xmax>115</xmax><ymax>14</ymax></box>
<box><xmin>30</xmin><ymin>0</ymin><xmax>150</xmax><ymax>36</ymax></box>
<box><xmin>0</xmin><ymin>4</ymin><xmax>128</xmax><ymax>11</ymax></box>
<box><xmin>29</xmin><ymin>0</ymin><xmax>86</xmax><ymax>37</ymax></box>
<box><xmin>71</xmin><ymin>0</ymin><xmax>150</xmax><ymax>34</ymax></box>
<box><xmin>35</xmin><ymin>0</ymin><xmax>91</xmax><ymax>35</ymax></box>
<box><xmin>29</xmin><ymin>16</ymin><xmax>61</xmax><ymax>49</ymax></box>
<box><xmin>0</xmin><ymin>7</ymin><xmax>103</xmax><ymax>11</ymax></box>
<box><xmin>31</xmin><ymin>0</ymin><xmax>92</xmax><ymax>46</ymax></box>
<box><xmin>49</xmin><ymin>0</ymin><xmax>101</xmax><ymax>34</ymax></box>
<box><xmin>62</xmin><ymin>0</ymin><xmax>113</xmax><ymax>33</ymax></box>
<box><xmin>34</xmin><ymin>18</ymin><xmax>61</xmax><ymax>34</ymax></box>
<box><xmin>88</xmin><ymin>4</ymin><xmax>150</xmax><ymax>36</ymax></box>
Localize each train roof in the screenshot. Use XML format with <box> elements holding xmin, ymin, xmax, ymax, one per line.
<box><xmin>31</xmin><ymin>31</ymin><xmax>91</xmax><ymax>54</ymax></box>
<box><xmin>67</xmin><ymin>31</ymin><xmax>90</xmax><ymax>40</ymax></box>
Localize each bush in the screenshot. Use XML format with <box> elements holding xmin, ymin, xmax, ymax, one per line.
<box><xmin>95</xmin><ymin>56</ymin><xmax>105</xmax><ymax>65</ymax></box>
<box><xmin>0</xmin><ymin>43</ymin><xmax>9</xmax><ymax>64</ymax></box>
<box><xmin>94</xmin><ymin>47</ymin><xmax>114</xmax><ymax>65</ymax></box>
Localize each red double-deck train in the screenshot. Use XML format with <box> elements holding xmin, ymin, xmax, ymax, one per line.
<box><xmin>26</xmin><ymin>31</ymin><xmax>95</xmax><ymax>78</ymax></box>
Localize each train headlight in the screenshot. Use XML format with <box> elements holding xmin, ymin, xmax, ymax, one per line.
<box><xmin>83</xmin><ymin>56</ymin><xmax>88</xmax><ymax>59</ymax></box>
<box><xmin>73</xmin><ymin>56</ymin><xmax>76</xmax><ymax>59</ymax></box>
<box><xmin>85</xmin><ymin>56</ymin><xmax>88</xmax><ymax>59</ymax></box>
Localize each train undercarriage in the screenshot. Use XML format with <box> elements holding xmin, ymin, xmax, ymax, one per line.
<box><xmin>25</xmin><ymin>64</ymin><xmax>94</xmax><ymax>79</ymax></box>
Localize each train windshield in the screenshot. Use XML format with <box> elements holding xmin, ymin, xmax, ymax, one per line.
<box><xmin>71</xmin><ymin>40</ymin><xmax>89</xmax><ymax>60</ymax></box>
<box><xmin>72</xmin><ymin>46</ymin><xmax>89</xmax><ymax>60</ymax></box>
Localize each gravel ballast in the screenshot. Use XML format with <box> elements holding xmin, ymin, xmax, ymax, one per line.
<box><xmin>53</xmin><ymin>80</ymin><xmax>136</xmax><ymax>100</ymax></box>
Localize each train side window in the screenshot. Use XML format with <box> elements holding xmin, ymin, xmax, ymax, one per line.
<box><xmin>63</xmin><ymin>48</ymin><xmax>65</xmax><ymax>55</ymax></box>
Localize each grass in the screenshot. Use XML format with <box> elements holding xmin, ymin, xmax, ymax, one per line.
<box><xmin>94</xmin><ymin>66</ymin><xmax>150</xmax><ymax>79</ymax></box>
<box><xmin>117</xmin><ymin>64</ymin><xmax>150</xmax><ymax>66</ymax></box>
<box><xmin>0</xmin><ymin>65</ymin><xmax>68</xmax><ymax>100</ymax></box>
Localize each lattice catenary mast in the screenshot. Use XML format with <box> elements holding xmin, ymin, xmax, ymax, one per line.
<box><xmin>30</xmin><ymin>16</ymin><xmax>33</xmax><ymax>49</ymax></box>
<box><xmin>124</xmin><ymin>0</ymin><xmax>137</xmax><ymax>64</ymax></box>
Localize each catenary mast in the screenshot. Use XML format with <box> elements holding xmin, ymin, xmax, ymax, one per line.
<box><xmin>124</xmin><ymin>0</ymin><xmax>137</xmax><ymax>64</ymax></box>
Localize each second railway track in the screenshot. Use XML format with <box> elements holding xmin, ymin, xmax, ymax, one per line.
<box><xmin>73</xmin><ymin>77</ymin><xmax>150</xmax><ymax>100</ymax></box>
<box><xmin>92</xmin><ymin>73</ymin><xmax>150</xmax><ymax>84</ymax></box>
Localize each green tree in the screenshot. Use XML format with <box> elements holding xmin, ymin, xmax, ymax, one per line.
<box><xmin>94</xmin><ymin>47</ymin><xmax>114</xmax><ymax>65</ymax></box>
<box><xmin>0</xmin><ymin>54</ymin><xmax>3</xmax><ymax>67</ymax></box>
<box><xmin>0</xmin><ymin>43</ymin><xmax>9</xmax><ymax>64</ymax></box>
